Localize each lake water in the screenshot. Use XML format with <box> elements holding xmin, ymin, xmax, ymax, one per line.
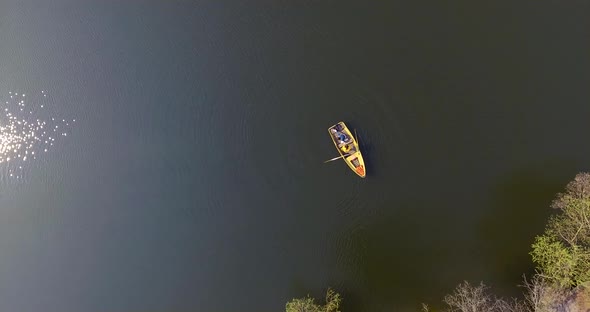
<box><xmin>1</xmin><ymin>2</ymin><xmax>589</xmax><ymax>311</ymax></box>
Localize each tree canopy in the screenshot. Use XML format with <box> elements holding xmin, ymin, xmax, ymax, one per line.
<box><xmin>285</xmin><ymin>288</ymin><xmax>341</xmax><ymax>312</ymax></box>
<box><xmin>530</xmin><ymin>172</ymin><xmax>590</xmax><ymax>287</ymax></box>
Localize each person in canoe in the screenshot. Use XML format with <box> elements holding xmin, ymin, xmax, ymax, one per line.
<box><xmin>335</xmin><ymin>132</ymin><xmax>348</xmax><ymax>142</ymax></box>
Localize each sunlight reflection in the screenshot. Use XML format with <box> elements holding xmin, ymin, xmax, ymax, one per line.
<box><xmin>0</xmin><ymin>90</ymin><xmax>75</xmax><ymax>180</ymax></box>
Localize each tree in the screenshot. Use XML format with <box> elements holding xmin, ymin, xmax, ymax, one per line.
<box><xmin>443</xmin><ymin>281</ymin><xmax>496</xmax><ymax>312</ymax></box>
<box><xmin>520</xmin><ymin>274</ymin><xmax>572</xmax><ymax>312</ymax></box>
<box><xmin>286</xmin><ymin>288</ymin><xmax>342</xmax><ymax>312</ymax></box>
<box><xmin>530</xmin><ymin>172</ymin><xmax>590</xmax><ymax>287</ymax></box>
<box><xmin>443</xmin><ymin>281</ymin><xmax>494</xmax><ymax>312</ymax></box>
<box><xmin>286</xmin><ymin>296</ymin><xmax>321</xmax><ymax>312</ymax></box>
<box><xmin>521</xmin><ymin>274</ymin><xmax>550</xmax><ymax>312</ymax></box>
<box><xmin>549</xmin><ymin>172</ymin><xmax>590</xmax><ymax>247</ymax></box>
<box><xmin>530</xmin><ymin>234</ymin><xmax>577</xmax><ymax>287</ymax></box>
<box><xmin>442</xmin><ymin>281</ymin><xmax>526</xmax><ymax>312</ymax></box>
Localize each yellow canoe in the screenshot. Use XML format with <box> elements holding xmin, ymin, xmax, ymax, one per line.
<box><xmin>328</xmin><ymin>121</ymin><xmax>366</xmax><ymax>178</ymax></box>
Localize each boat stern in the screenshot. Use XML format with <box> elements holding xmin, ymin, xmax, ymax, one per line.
<box><xmin>355</xmin><ymin>165</ymin><xmax>366</xmax><ymax>178</ymax></box>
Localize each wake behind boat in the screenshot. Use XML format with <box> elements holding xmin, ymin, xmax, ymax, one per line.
<box><xmin>327</xmin><ymin>121</ymin><xmax>366</xmax><ymax>178</ymax></box>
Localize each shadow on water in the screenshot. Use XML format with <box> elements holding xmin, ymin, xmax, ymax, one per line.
<box><xmin>332</xmin><ymin>200</ymin><xmax>465</xmax><ymax>311</ymax></box>
<box><xmin>477</xmin><ymin>161</ymin><xmax>576</xmax><ymax>296</ymax></box>
<box><xmin>359</xmin><ymin>142</ymin><xmax>376</xmax><ymax>179</ymax></box>
<box><xmin>332</xmin><ymin>160</ymin><xmax>580</xmax><ymax>311</ymax></box>
<box><xmin>346</xmin><ymin>121</ymin><xmax>377</xmax><ymax>179</ymax></box>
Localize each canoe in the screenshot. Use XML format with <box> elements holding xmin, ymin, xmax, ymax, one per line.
<box><xmin>328</xmin><ymin>121</ymin><xmax>366</xmax><ymax>178</ymax></box>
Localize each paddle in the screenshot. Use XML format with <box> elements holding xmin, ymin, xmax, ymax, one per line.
<box><xmin>324</xmin><ymin>154</ymin><xmax>349</xmax><ymax>163</ymax></box>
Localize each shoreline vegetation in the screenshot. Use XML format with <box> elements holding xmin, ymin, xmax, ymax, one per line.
<box><xmin>286</xmin><ymin>288</ymin><xmax>341</xmax><ymax>312</ymax></box>
<box><xmin>285</xmin><ymin>172</ymin><xmax>590</xmax><ymax>312</ymax></box>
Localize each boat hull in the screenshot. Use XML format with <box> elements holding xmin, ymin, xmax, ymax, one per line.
<box><xmin>328</xmin><ymin>121</ymin><xmax>366</xmax><ymax>178</ymax></box>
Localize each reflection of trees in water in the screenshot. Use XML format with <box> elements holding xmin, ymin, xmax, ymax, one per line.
<box><xmin>478</xmin><ymin>165</ymin><xmax>569</xmax><ymax>292</ymax></box>
<box><xmin>426</xmin><ymin>172</ymin><xmax>590</xmax><ymax>312</ymax></box>
<box><xmin>329</xmin><ymin>164</ymin><xmax>581</xmax><ymax>311</ymax></box>
<box><xmin>332</xmin><ymin>199</ymin><xmax>473</xmax><ymax>311</ymax></box>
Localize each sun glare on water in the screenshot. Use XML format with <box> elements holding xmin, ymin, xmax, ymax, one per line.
<box><xmin>0</xmin><ymin>90</ymin><xmax>75</xmax><ymax>180</ymax></box>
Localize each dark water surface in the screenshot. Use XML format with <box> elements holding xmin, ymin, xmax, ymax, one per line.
<box><xmin>1</xmin><ymin>2</ymin><xmax>589</xmax><ymax>312</ymax></box>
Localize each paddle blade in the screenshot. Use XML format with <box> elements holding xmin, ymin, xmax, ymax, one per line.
<box><xmin>324</xmin><ymin>155</ymin><xmax>344</xmax><ymax>163</ymax></box>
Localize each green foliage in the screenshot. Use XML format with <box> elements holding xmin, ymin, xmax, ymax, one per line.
<box><xmin>531</xmin><ymin>234</ymin><xmax>576</xmax><ymax>287</ymax></box>
<box><xmin>285</xmin><ymin>288</ymin><xmax>341</xmax><ymax>312</ymax></box>
<box><xmin>530</xmin><ymin>172</ymin><xmax>590</xmax><ymax>288</ymax></box>
<box><xmin>572</xmin><ymin>248</ymin><xmax>590</xmax><ymax>286</ymax></box>
<box><xmin>286</xmin><ymin>296</ymin><xmax>321</xmax><ymax>312</ymax></box>
<box><xmin>323</xmin><ymin>289</ymin><xmax>342</xmax><ymax>312</ymax></box>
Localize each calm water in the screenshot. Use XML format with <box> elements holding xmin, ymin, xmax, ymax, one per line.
<box><xmin>1</xmin><ymin>2</ymin><xmax>589</xmax><ymax>312</ymax></box>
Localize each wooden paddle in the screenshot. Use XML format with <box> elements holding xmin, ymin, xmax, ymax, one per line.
<box><xmin>324</xmin><ymin>154</ymin><xmax>350</xmax><ymax>163</ymax></box>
